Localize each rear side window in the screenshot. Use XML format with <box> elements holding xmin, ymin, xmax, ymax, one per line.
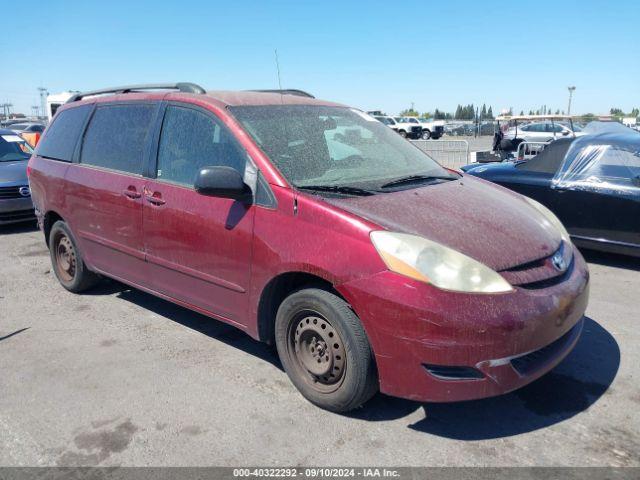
<box><xmin>156</xmin><ymin>105</ymin><xmax>247</xmax><ymax>187</ymax></box>
<box><xmin>35</xmin><ymin>105</ymin><xmax>91</xmax><ymax>161</ymax></box>
<box><xmin>81</xmin><ymin>104</ymin><xmax>155</xmax><ymax>174</ymax></box>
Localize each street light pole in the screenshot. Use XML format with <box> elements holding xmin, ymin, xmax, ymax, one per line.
<box><xmin>567</xmin><ymin>86</ymin><xmax>576</xmax><ymax>115</ymax></box>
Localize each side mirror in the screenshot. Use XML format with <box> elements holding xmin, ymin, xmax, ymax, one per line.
<box><xmin>194</xmin><ymin>166</ymin><xmax>250</xmax><ymax>200</ymax></box>
<box><xmin>562</xmin><ymin>130</ymin><xmax>570</xmax><ymax>136</ymax></box>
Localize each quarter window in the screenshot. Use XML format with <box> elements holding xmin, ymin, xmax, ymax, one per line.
<box><xmin>156</xmin><ymin>105</ymin><xmax>247</xmax><ymax>187</ymax></box>
<box><xmin>81</xmin><ymin>104</ymin><xmax>156</xmax><ymax>174</ymax></box>
<box><xmin>36</xmin><ymin>105</ymin><xmax>92</xmax><ymax>162</ymax></box>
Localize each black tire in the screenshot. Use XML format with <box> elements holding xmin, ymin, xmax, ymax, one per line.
<box><xmin>421</xmin><ymin>129</ymin><xmax>431</xmax><ymax>140</ymax></box>
<box><xmin>275</xmin><ymin>288</ymin><xmax>378</xmax><ymax>412</ymax></box>
<box><xmin>49</xmin><ymin>220</ymin><xmax>100</xmax><ymax>293</ymax></box>
<box><xmin>398</xmin><ymin>130</ymin><xmax>407</xmax><ymax>138</ymax></box>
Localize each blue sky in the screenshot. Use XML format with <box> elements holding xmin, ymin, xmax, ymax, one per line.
<box><xmin>3</xmin><ymin>0</ymin><xmax>639</xmax><ymax>116</ymax></box>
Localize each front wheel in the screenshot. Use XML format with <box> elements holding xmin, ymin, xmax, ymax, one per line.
<box><xmin>275</xmin><ymin>288</ymin><xmax>378</xmax><ymax>412</ymax></box>
<box><xmin>398</xmin><ymin>130</ymin><xmax>407</xmax><ymax>138</ymax></box>
<box><xmin>49</xmin><ymin>220</ymin><xmax>100</xmax><ymax>292</ymax></box>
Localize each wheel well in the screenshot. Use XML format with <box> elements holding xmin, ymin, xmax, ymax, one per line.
<box><xmin>257</xmin><ymin>272</ymin><xmax>344</xmax><ymax>344</ymax></box>
<box><xmin>43</xmin><ymin>211</ymin><xmax>63</xmax><ymax>246</ymax></box>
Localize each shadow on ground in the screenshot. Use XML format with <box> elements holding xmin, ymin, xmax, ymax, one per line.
<box><xmin>581</xmin><ymin>248</ymin><xmax>640</xmax><ymax>271</ymax></box>
<box><xmin>95</xmin><ymin>280</ymin><xmax>282</xmax><ymax>370</ymax></box>
<box><xmin>89</xmin><ymin>280</ymin><xmax>618</xmax><ymax>440</ymax></box>
<box><xmin>0</xmin><ymin>221</ymin><xmax>38</xmax><ymax>235</ymax></box>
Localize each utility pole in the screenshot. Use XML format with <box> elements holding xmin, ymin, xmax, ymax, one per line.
<box><xmin>38</xmin><ymin>87</ymin><xmax>48</xmax><ymax>120</ymax></box>
<box><xmin>567</xmin><ymin>86</ymin><xmax>576</xmax><ymax>115</ymax></box>
<box><xmin>32</xmin><ymin>105</ymin><xmax>40</xmax><ymax>118</ymax></box>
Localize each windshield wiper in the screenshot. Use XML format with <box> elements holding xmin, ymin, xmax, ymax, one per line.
<box><xmin>380</xmin><ymin>174</ymin><xmax>456</xmax><ymax>189</ymax></box>
<box><xmin>297</xmin><ymin>185</ymin><xmax>378</xmax><ymax>196</ymax></box>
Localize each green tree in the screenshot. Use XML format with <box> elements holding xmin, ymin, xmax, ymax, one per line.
<box><xmin>487</xmin><ymin>106</ymin><xmax>494</xmax><ymax>119</ymax></box>
<box><xmin>399</xmin><ymin>108</ymin><xmax>419</xmax><ymax>117</ymax></box>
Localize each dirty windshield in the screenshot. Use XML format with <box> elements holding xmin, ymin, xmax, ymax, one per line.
<box><xmin>229</xmin><ymin>105</ymin><xmax>453</xmax><ymax>191</ymax></box>
<box><xmin>0</xmin><ymin>134</ymin><xmax>33</xmax><ymax>162</ymax></box>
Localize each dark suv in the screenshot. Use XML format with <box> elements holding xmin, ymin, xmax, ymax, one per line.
<box><xmin>28</xmin><ymin>83</ymin><xmax>589</xmax><ymax>412</ymax></box>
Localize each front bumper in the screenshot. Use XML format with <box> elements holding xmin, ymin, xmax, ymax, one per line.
<box><xmin>338</xmin><ymin>247</ymin><xmax>590</xmax><ymax>402</ymax></box>
<box><xmin>0</xmin><ymin>197</ymin><xmax>35</xmax><ymax>225</ymax></box>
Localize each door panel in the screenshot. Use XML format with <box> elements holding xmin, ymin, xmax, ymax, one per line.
<box><xmin>65</xmin><ymin>102</ymin><xmax>157</xmax><ymax>285</ymax></box>
<box><xmin>142</xmin><ymin>103</ymin><xmax>255</xmax><ymax>325</ymax></box>
<box><xmin>143</xmin><ymin>181</ymin><xmax>254</xmax><ymax>324</ymax></box>
<box><xmin>65</xmin><ymin>165</ymin><xmax>148</xmax><ymax>284</ymax></box>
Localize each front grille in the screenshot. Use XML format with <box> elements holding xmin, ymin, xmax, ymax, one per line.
<box><xmin>0</xmin><ymin>209</ymin><xmax>35</xmax><ymax>222</ymax></box>
<box><xmin>499</xmin><ymin>243</ymin><xmax>572</xmax><ymax>289</ymax></box>
<box><xmin>423</xmin><ymin>364</ymin><xmax>484</xmax><ymax>380</ymax></box>
<box><xmin>510</xmin><ymin>320</ymin><xmax>582</xmax><ymax>376</ymax></box>
<box><xmin>0</xmin><ymin>186</ymin><xmax>28</xmax><ymax>199</ymax></box>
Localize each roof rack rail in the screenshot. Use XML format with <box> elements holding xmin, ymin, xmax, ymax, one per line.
<box><xmin>66</xmin><ymin>82</ymin><xmax>206</xmax><ymax>103</ymax></box>
<box><xmin>250</xmin><ymin>89</ymin><xmax>315</xmax><ymax>98</ymax></box>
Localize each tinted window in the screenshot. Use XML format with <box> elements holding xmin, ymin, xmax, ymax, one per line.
<box><xmin>81</xmin><ymin>104</ymin><xmax>155</xmax><ymax>174</ymax></box>
<box><xmin>35</xmin><ymin>105</ymin><xmax>91</xmax><ymax>162</ymax></box>
<box><xmin>156</xmin><ymin>105</ymin><xmax>247</xmax><ymax>187</ymax></box>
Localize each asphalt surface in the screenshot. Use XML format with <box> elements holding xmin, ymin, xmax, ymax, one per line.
<box><xmin>1</xmin><ymin>222</ymin><xmax>638</xmax><ymax>467</ymax></box>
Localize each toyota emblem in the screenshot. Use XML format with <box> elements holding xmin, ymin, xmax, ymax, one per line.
<box><xmin>551</xmin><ymin>251</ymin><xmax>565</xmax><ymax>272</ymax></box>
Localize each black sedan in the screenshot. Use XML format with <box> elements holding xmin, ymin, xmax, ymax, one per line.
<box><xmin>462</xmin><ymin>133</ymin><xmax>640</xmax><ymax>257</ymax></box>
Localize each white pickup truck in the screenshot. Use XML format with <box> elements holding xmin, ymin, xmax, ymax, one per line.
<box><xmin>396</xmin><ymin>117</ymin><xmax>445</xmax><ymax>140</ymax></box>
<box><xmin>373</xmin><ymin>115</ymin><xmax>422</xmax><ymax>139</ymax></box>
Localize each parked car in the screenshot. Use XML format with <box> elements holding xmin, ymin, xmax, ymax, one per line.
<box><xmin>373</xmin><ymin>115</ymin><xmax>421</xmax><ymax>139</ymax></box>
<box><xmin>504</xmin><ymin>121</ymin><xmax>585</xmax><ymax>143</ymax></box>
<box><xmin>398</xmin><ymin>117</ymin><xmax>445</xmax><ymax>140</ymax></box>
<box><xmin>463</xmin><ymin>134</ymin><xmax>640</xmax><ymax>257</ymax></box>
<box><xmin>0</xmin><ymin>129</ymin><xmax>35</xmax><ymax>225</ymax></box>
<box><xmin>29</xmin><ymin>83</ymin><xmax>589</xmax><ymax>412</ymax></box>
<box><xmin>391</xmin><ymin>117</ymin><xmax>423</xmax><ymax>139</ymax></box>
<box><xmin>9</xmin><ymin>122</ymin><xmax>46</xmax><ymax>134</ymax></box>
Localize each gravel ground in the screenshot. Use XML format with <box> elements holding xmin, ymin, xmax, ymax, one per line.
<box><xmin>0</xmin><ymin>222</ymin><xmax>638</xmax><ymax>467</ymax></box>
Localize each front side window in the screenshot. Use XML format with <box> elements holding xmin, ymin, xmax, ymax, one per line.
<box><xmin>156</xmin><ymin>105</ymin><xmax>247</xmax><ymax>187</ymax></box>
<box><xmin>229</xmin><ymin>105</ymin><xmax>453</xmax><ymax>189</ymax></box>
<box><xmin>81</xmin><ymin>104</ymin><xmax>155</xmax><ymax>174</ymax></box>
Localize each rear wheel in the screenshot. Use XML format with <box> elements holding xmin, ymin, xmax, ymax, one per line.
<box><xmin>398</xmin><ymin>130</ymin><xmax>407</xmax><ymax>138</ymax></box>
<box><xmin>275</xmin><ymin>288</ymin><xmax>378</xmax><ymax>412</ymax></box>
<box><xmin>49</xmin><ymin>221</ymin><xmax>100</xmax><ymax>292</ymax></box>
<box><xmin>421</xmin><ymin>129</ymin><xmax>432</xmax><ymax>140</ymax></box>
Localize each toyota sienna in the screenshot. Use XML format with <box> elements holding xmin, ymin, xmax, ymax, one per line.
<box><xmin>28</xmin><ymin>83</ymin><xmax>589</xmax><ymax>412</ymax></box>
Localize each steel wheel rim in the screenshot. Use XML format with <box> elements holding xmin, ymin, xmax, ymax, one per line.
<box><xmin>287</xmin><ymin>310</ymin><xmax>347</xmax><ymax>394</ymax></box>
<box><xmin>55</xmin><ymin>234</ymin><xmax>76</xmax><ymax>283</ymax></box>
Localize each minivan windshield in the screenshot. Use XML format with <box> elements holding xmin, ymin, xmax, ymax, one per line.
<box><xmin>230</xmin><ymin>105</ymin><xmax>454</xmax><ymax>190</ymax></box>
<box><xmin>0</xmin><ymin>134</ymin><xmax>33</xmax><ymax>162</ymax></box>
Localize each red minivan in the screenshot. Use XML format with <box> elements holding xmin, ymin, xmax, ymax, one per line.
<box><xmin>28</xmin><ymin>83</ymin><xmax>589</xmax><ymax>412</ymax></box>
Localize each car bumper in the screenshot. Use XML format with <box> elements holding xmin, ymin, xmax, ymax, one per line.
<box><xmin>0</xmin><ymin>198</ymin><xmax>35</xmax><ymax>225</ymax></box>
<box><xmin>338</xmin><ymin>247</ymin><xmax>590</xmax><ymax>402</ymax></box>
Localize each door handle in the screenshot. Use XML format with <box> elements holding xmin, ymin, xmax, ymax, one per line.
<box><xmin>144</xmin><ymin>190</ymin><xmax>166</xmax><ymax>206</ymax></box>
<box><xmin>123</xmin><ymin>187</ymin><xmax>141</xmax><ymax>199</ymax></box>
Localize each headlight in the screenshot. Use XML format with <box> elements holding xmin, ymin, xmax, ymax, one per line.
<box><xmin>370</xmin><ymin>231</ymin><xmax>513</xmax><ymax>293</ymax></box>
<box><xmin>523</xmin><ymin>197</ymin><xmax>570</xmax><ymax>242</ymax></box>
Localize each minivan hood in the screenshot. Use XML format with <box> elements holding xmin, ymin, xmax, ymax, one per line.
<box><xmin>0</xmin><ymin>160</ymin><xmax>29</xmax><ymax>184</ymax></box>
<box><xmin>324</xmin><ymin>176</ymin><xmax>561</xmax><ymax>271</ymax></box>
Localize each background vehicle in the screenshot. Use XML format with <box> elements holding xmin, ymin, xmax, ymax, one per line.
<box><xmin>463</xmin><ymin>133</ymin><xmax>640</xmax><ymax>257</ymax></box>
<box><xmin>0</xmin><ymin>129</ymin><xmax>35</xmax><ymax>225</ymax></box>
<box><xmin>503</xmin><ymin>121</ymin><xmax>583</xmax><ymax>142</ymax></box>
<box><xmin>391</xmin><ymin>117</ymin><xmax>422</xmax><ymax>139</ymax></box>
<box><xmin>398</xmin><ymin>117</ymin><xmax>445</xmax><ymax>140</ymax></box>
<box><xmin>9</xmin><ymin>123</ymin><xmax>45</xmax><ymax>134</ymax></box>
<box><xmin>29</xmin><ymin>83</ymin><xmax>588</xmax><ymax>412</ymax></box>
<box><xmin>374</xmin><ymin>115</ymin><xmax>421</xmax><ymax>139</ymax></box>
